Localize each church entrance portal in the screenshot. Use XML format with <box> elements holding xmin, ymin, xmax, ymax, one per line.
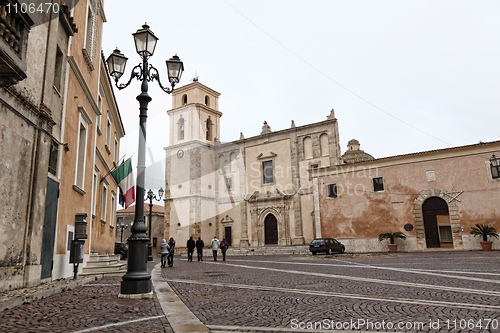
<box><xmin>264</xmin><ymin>214</ymin><xmax>278</xmax><ymax>245</ymax></box>
<box><xmin>422</xmin><ymin>197</ymin><xmax>452</xmax><ymax>248</ymax></box>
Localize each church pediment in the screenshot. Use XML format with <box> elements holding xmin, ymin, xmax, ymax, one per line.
<box><xmin>245</xmin><ymin>189</ymin><xmax>292</xmax><ymax>202</ymax></box>
<box><xmin>256</xmin><ymin>152</ymin><xmax>277</xmax><ymax>160</ymax></box>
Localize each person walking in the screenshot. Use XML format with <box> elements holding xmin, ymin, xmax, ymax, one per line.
<box><xmin>167</xmin><ymin>237</ymin><xmax>176</xmax><ymax>267</ymax></box>
<box><xmin>211</xmin><ymin>236</ymin><xmax>220</xmax><ymax>261</ymax></box>
<box><xmin>160</xmin><ymin>239</ymin><xmax>169</xmax><ymax>268</ymax></box>
<box><xmin>196</xmin><ymin>237</ymin><xmax>204</xmax><ymax>261</ymax></box>
<box><xmin>220</xmin><ymin>238</ymin><xmax>229</xmax><ymax>261</ymax></box>
<box><xmin>186</xmin><ymin>236</ymin><xmax>195</xmax><ymax>262</ymax></box>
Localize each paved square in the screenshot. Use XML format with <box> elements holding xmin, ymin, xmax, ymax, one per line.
<box><xmin>161</xmin><ymin>251</ymin><xmax>500</xmax><ymax>332</ymax></box>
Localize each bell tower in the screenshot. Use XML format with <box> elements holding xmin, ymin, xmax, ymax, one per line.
<box><xmin>164</xmin><ymin>79</ymin><xmax>222</xmax><ymax>247</ymax></box>
<box><xmin>167</xmin><ymin>79</ymin><xmax>222</xmax><ymax>145</ymax></box>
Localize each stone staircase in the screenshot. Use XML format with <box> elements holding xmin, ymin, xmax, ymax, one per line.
<box><xmin>80</xmin><ymin>253</ymin><xmax>127</xmax><ymax>277</ymax></box>
<box><xmin>225</xmin><ymin>245</ymin><xmax>310</xmax><ymax>256</ymax></box>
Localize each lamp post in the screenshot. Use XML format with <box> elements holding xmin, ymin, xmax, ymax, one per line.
<box><xmin>107</xmin><ymin>24</ymin><xmax>183</xmax><ymax>296</ymax></box>
<box><xmin>145</xmin><ymin>188</ymin><xmax>164</xmax><ymax>261</ymax></box>
<box><xmin>116</xmin><ymin>218</ymin><xmax>128</xmax><ymax>243</ymax></box>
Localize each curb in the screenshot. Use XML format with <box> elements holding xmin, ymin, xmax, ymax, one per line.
<box><xmin>151</xmin><ymin>263</ymin><xmax>210</xmax><ymax>333</ymax></box>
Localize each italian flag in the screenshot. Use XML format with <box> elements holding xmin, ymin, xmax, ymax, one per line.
<box><xmin>112</xmin><ymin>158</ymin><xmax>135</xmax><ymax>208</ymax></box>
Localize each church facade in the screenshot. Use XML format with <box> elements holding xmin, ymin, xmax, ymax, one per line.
<box><xmin>163</xmin><ymin>80</ymin><xmax>500</xmax><ymax>252</ymax></box>
<box><xmin>163</xmin><ymin>81</ymin><xmax>341</xmax><ymax>247</ymax></box>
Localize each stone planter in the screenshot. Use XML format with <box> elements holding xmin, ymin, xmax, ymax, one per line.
<box><xmin>387</xmin><ymin>244</ymin><xmax>398</xmax><ymax>253</ymax></box>
<box><xmin>480</xmin><ymin>241</ymin><xmax>493</xmax><ymax>251</ymax></box>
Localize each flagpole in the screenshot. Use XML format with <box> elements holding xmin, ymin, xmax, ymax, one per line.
<box><xmin>100</xmin><ymin>155</ymin><xmax>128</xmax><ymax>184</ymax></box>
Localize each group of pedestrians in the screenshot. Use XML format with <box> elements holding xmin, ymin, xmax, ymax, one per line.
<box><xmin>186</xmin><ymin>236</ymin><xmax>206</xmax><ymax>262</ymax></box>
<box><xmin>209</xmin><ymin>236</ymin><xmax>229</xmax><ymax>261</ymax></box>
<box><xmin>161</xmin><ymin>235</ymin><xmax>229</xmax><ymax>268</ymax></box>
<box><xmin>160</xmin><ymin>238</ymin><xmax>175</xmax><ymax>267</ymax></box>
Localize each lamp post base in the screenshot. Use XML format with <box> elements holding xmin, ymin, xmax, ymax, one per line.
<box><xmin>118</xmin><ymin>290</ymin><xmax>153</xmax><ymax>299</ymax></box>
<box><xmin>120</xmin><ymin>278</ymin><xmax>152</xmax><ymax>295</ymax></box>
<box><xmin>120</xmin><ymin>236</ymin><xmax>152</xmax><ymax>295</ymax></box>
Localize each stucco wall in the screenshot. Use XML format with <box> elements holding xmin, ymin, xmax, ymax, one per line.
<box><xmin>0</xmin><ymin>19</ymin><xmax>53</xmax><ymax>291</ymax></box>
<box><xmin>315</xmin><ymin>143</ymin><xmax>500</xmax><ymax>252</ymax></box>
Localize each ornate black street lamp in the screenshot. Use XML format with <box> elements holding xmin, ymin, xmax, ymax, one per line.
<box><xmin>116</xmin><ymin>217</ymin><xmax>128</xmax><ymax>243</ymax></box>
<box><xmin>107</xmin><ymin>24</ymin><xmax>183</xmax><ymax>296</ymax></box>
<box><xmin>145</xmin><ymin>188</ymin><xmax>164</xmax><ymax>261</ymax></box>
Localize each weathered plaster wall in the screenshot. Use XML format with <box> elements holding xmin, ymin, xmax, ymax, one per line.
<box><xmin>316</xmin><ymin>144</ymin><xmax>500</xmax><ymax>252</ymax></box>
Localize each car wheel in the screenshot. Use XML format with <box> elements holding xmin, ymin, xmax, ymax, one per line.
<box><xmin>340</xmin><ymin>247</ymin><xmax>345</xmax><ymax>254</ymax></box>
<box><xmin>120</xmin><ymin>253</ymin><xmax>125</xmax><ymax>260</ymax></box>
<box><xmin>312</xmin><ymin>252</ymin><xmax>317</xmax><ymax>256</ymax></box>
<box><xmin>327</xmin><ymin>248</ymin><xmax>332</xmax><ymax>255</ymax></box>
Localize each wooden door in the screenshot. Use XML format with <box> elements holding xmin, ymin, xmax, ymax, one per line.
<box><xmin>225</xmin><ymin>226</ymin><xmax>232</xmax><ymax>246</ymax></box>
<box><xmin>422</xmin><ymin>197</ymin><xmax>449</xmax><ymax>248</ymax></box>
<box><xmin>41</xmin><ymin>178</ymin><xmax>59</xmax><ymax>279</ymax></box>
<box><xmin>264</xmin><ymin>214</ymin><xmax>278</xmax><ymax>245</ymax></box>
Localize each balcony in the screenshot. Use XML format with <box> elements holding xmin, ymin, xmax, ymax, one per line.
<box><xmin>0</xmin><ymin>0</ymin><xmax>34</xmax><ymax>87</ymax></box>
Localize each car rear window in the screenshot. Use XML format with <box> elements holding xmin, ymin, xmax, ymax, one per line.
<box><xmin>310</xmin><ymin>239</ymin><xmax>325</xmax><ymax>245</ymax></box>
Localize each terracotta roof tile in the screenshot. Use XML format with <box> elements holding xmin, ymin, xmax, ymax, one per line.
<box><xmin>345</xmin><ymin>140</ymin><xmax>500</xmax><ymax>165</ymax></box>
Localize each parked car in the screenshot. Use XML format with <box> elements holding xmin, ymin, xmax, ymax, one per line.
<box><xmin>309</xmin><ymin>238</ymin><xmax>345</xmax><ymax>255</ymax></box>
<box><xmin>114</xmin><ymin>242</ymin><xmax>128</xmax><ymax>260</ymax></box>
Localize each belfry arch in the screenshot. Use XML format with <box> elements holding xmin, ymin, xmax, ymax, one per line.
<box><xmin>413</xmin><ymin>189</ymin><xmax>463</xmax><ymax>250</ymax></box>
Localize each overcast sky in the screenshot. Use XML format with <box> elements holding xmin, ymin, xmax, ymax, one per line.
<box><xmin>102</xmin><ymin>0</ymin><xmax>500</xmax><ymax>191</ymax></box>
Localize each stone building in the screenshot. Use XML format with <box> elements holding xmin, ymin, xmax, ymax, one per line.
<box><xmin>311</xmin><ymin>141</ymin><xmax>500</xmax><ymax>252</ymax></box>
<box><xmin>52</xmin><ymin>0</ymin><xmax>124</xmax><ymax>280</ymax></box>
<box><xmin>116</xmin><ymin>204</ymin><xmax>165</xmax><ymax>257</ymax></box>
<box><xmin>0</xmin><ymin>1</ymin><xmax>77</xmax><ymax>291</ymax></box>
<box><xmin>163</xmin><ymin>80</ymin><xmax>499</xmax><ymax>253</ymax></box>
<box><xmin>164</xmin><ymin>80</ymin><xmax>342</xmax><ymax>248</ymax></box>
<box><xmin>0</xmin><ymin>0</ymin><xmax>124</xmax><ymax>291</ymax></box>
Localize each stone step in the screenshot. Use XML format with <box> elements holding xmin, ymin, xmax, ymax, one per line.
<box><xmin>87</xmin><ymin>254</ymin><xmax>122</xmax><ymax>261</ymax></box>
<box><xmin>81</xmin><ymin>262</ymin><xmax>126</xmax><ymax>275</ymax></box>
<box><xmin>85</xmin><ymin>258</ymin><xmax>123</xmax><ymax>267</ymax></box>
<box><xmin>175</xmin><ymin>245</ymin><xmax>311</xmax><ymax>257</ymax></box>
<box><xmin>80</xmin><ymin>253</ymin><xmax>126</xmax><ymax>276</ymax></box>
<box><xmin>226</xmin><ymin>245</ymin><xmax>309</xmax><ymax>256</ymax></box>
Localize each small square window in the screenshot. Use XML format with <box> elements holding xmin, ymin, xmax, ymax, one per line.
<box><xmin>327</xmin><ymin>184</ymin><xmax>337</xmax><ymax>198</ymax></box>
<box><xmin>373</xmin><ymin>177</ymin><xmax>384</xmax><ymax>192</ymax></box>
<box><xmin>491</xmin><ymin>165</ymin><xmax>500</xmax><ymax>179</ymax></box>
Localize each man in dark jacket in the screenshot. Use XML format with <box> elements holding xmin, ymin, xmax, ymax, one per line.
<box><xmin>186</xmin><ymin>236</ymin><xmax>195</xmax><ymax>262</ymax></box>
<box><xmin>195</xmin><ymin>237</ymin><xmax>204</xmax><ymax>261</ymax></box>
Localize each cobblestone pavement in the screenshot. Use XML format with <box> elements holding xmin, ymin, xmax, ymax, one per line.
<box><xmin>1</xmin><ymin>251</ymin><xmax>499</xmax><ymax>333</ymax></box>
<box><xmin>0</xmin><ymin>259</ymin><xmax>173</xmax><ymax>333</ymax></box>
<box><xmin>160</xmin><ymin>251</ymin><xmax>500</xmax><ymax>333</ymax></box>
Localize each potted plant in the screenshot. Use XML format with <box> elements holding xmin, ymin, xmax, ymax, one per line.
<box><xmin>378</xmin><ymin>232</ymin><xmax>406</xmax><ymax>253</ymax></box>
<box><xmin>470</xmin><ymin>224</ymin><xmax>498</xmax><ymax>251</ymax></box>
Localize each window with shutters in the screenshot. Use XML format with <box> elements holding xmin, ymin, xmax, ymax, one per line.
<box><xmin>82</xmin><ymin>2</ymin><xmax>97</xmax><ymax>71</ymax></box>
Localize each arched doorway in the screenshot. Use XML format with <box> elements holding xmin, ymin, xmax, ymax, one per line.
<box><xmin>264</xmin><ymin>214</ymin><xmax>278</xmax><ymax>245</ymax></box>
<box><xmin>422</xmin><ymin>197</ymin><xmax>452</xmax><ymax>248</ymax></box>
